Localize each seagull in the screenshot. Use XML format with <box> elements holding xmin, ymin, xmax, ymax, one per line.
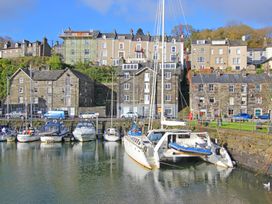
<box><xmin>263</xmin><ymin>182</ymin><xmax>270</xmax><ymax>190</ymax></box>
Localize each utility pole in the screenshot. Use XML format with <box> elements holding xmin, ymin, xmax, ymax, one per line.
<box><xmin>133</xmin><ymin>73</ymin><xmax>135</xmax><ymax>112</ymax></box>
<box><xmin>6</xmin><ymin>76</ymin><xmax>9</xmax><ymax>118</ymax></box>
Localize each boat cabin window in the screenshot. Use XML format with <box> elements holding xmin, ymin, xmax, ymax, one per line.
<box><xmin>148</xmin><ymin>132</ymin><xmax>164</xmax><ymax>141</ymax></box>
<box><xmin>178</xmin><ymin>134</ymin><xmax>190</xmax><ymax>139</ymax></box>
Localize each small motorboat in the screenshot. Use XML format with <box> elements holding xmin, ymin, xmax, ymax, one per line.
<box><xmin>103</xmin><ymin>128</ymin><xmax>120</xmax><ymax>142</ymax></box>
<box><xmin>39</xmin><ymin>121</ymin><xmax>69</xmax><ymax>143</ymax></box>
<box><xmin>73</xmin><ymin>121</ymin><xmax>96</xmax><ymax>142</ymax></box>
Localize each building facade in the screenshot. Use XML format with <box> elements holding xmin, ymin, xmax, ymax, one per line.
<box><xmin>0</xmin><ymin>38</ymin><xmax>51</xmax><ymax>59</ymax></box>
<box><xmin>60</xmin><ymin>28</ymin><xmax>184</xmax><ymax>67</ymax></box>
<box><xmin>191</xmin><ymin>39</ymin><xmax>247</xmax><ymax>71</ymax></box>
<box><xmin>6</xmin><ymin>68</ymin><xmax>94</xmax><ymax>116</ymax></box>
<box><xmin>190</xmin><ymin>72</ymin><xmax>272</xmax><ymax>119</ymax></box>
<box><xmin>117</xmin><ymin>62</ymin><xmax>182</xmax><ymax>118</ymax></box>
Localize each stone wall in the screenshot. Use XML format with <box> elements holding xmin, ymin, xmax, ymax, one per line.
<box><xmin>196</xmin><ymin>127</ymin><xmax>272</xmax><ymax>176</ymax></box>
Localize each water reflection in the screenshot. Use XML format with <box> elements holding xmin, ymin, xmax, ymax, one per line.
<box><xmin>0</xmin><ymin>142</ymin><xmax>271</xmax><ymax>204</ymax></box>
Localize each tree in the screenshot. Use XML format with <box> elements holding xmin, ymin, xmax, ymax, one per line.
<box><xmin>46</xmin><ymin>54</ymin><xmax>63</xmax><ymax>70</ymax></box>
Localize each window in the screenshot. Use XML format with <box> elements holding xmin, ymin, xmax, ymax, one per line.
<box><xmin>165</xmin><ymin>108</ymin><xmax>172</xmax><ymax>116</ymax></box>
<box><xmin>208</xmin><ymin>84</ymin><xmax>214</xmax><ymax>92</ymax></box>
<box><xmin>220</xmin><ymin>57</ymin><xmax>224</xmax><ymax>64</ymax></box>
<box><xmin>165</xmin><ymin>83</ymin><xmax>171</xmax><ymax>90</ymax></box>
<box><xmin>19</xmin><ymin>78</ymin><xmax>24</xmax><ymax>83</ymax></box>
<box><xmin>171</xmin><ymin>46</ymin><xmax>176</xmax><ymax>53</ymax></box>
<box><xmin>102</xmin><ymin>50</ymin><xmax>107</xmax><ymax>57</ymax></box>
<box><xmin>241</xmin><ymin>85</ymin><xmax>247</xmax><ymax>93</ymax></box>
<box><xmin>124</xmin><ymin>83</ymin><xmax>130</xmax><ymax>90</ymax></box>
<box><xmin>144</xmin><ymin>73</ymin><xmax>150</xmax><ymax>82</ymax></box>
<box><xmin>102</xmin><ymin>42</ymin><xmax>107</xmax><ymax>49</ymax></box>
<box><xmin>18</xmin><ymin>96</ymin><xmax>24</xmax><ymax>104</ymax></box>
<box><xmin>34</xmin><ymin>97</ymin><xmax>38</xmax><ymax>104</ymax></box>
<box><xmin>229</xmin><ymin>97</ymin><xmax>234</xmax><ymax>105</ymax></box>
<box><xmin>233</xmin><ymin>58</ymin><xmax>241</xmax><ymax>65</ymax></box>
<box><xmin>200</xmin><ymin>48</ymin><xmax>205</xmax><ymax>53</ymax></box>
<box><xmin>119</xmin><ymin>43</ymin><xmax>124</xmax><ymax>50</ymax></box>
<box><xmin>215</xmin><ymin>57</ymin><xmax>220</xmax><ymax>64</ymax></box>
<box><xmin>241</xmin><ymin>97</ymin><xmax>247</xmax><ymax>105</ymax></box>
<box><xmin>84</xmin><ymin>58</ymin><xmax>89</xmax><ymax>64</ymax></box>
<box><xmin>256</xmin><ymin>84</ymin><xmax>261</xmax><ymax>92</ymax></box>
<box><xmin>124</xmin><ymin>72</ymin><xmax>130</xmax><ymax>79</ymax></box>
<box><xmin>165</xmin><ymin>72</ymin><xmax>171</xmax><ymax>79</ymax></box>
<box><xmin>197</xmin><ymin>57</ymin><xmax>205</xmax><ymax>62</ymax></box>
<box><xmin>84</xmin><ymin>40</ymin><xmax>89</xmax><ymax>46</ymax></box>
<box><xmin>257</xmin><ymin>97</ymin><xmax>262</xmax><ymax>104</ymax></box>
<box><xmin>211</xmin><ymin>49</ymin><xmax>214</xmax><ymax>55</ymax></box>
<box><xmin>235</xmin><ymin>66</ymin><xmax>240</xmax><ymax>70</ymax></box>
<box><xmin>47</xmin><ymin>96</ymin><xmax>52</xmax><ymax>104</ymax></box>
<box><xmin>71</xmin><ymin>40</ymin><xmax>75</xmax><ymax>46</ymax></box>
<box><xmin>113</xmin><ymin>59</ymin><xmax>119</xmax><ymax>66</ymax></box>
<box><xmin>144</xmin><ymin>95</ymin><xmax>150</xmax><ymax>104</ymax></box>
<box><xmin>136</xmin><ymin>52</ymin><xmax>143</xmax><ymax>59</ymax></box>
<box><xmin>198</xmin><ymin>84</ymin><xmax>203</xmax><ymax>92</ymax></box>
<box><xmin>47</xmin><ymin>87</ymin><xmax>52</xmax><ymax>94</ymax></box>
<box><xmin>71</xmin><ymin>49</ymin><xmax>75</xmax><ymax>55</ymax></box>
<box><xmin>199</xmin><ymin>97</ymin><xmax>205</xmax><ymax>104</ymax></box>
<box><xmin>144</xmin><ymin>83</ymin><xmax>150</xmax><ymax>93</ymax></box>
<box><xmin>236</xmin><ymin>48</ymin><xmax>241</xmax><ymax>55</ymax></box>
<box><xmin>165</xmin><ymin>95</ymin><xmax>171</xmax><ymax>101</ymax></box>
<box><xmin>153</xmin><ymin>53</ymin><xmax>158</xmax><ymax>60</ymax></box>
<box><xmin>209</xmin><ymin>97</ymin><xmax>215</xmax><ymax>103</ymax></box>
<box><xmin>219</xmin><ymin>48</ymin><xmax>223</xmax><ymax>55</ymax></box>
<box><xmin>124</xmin><ymin>95</ymin><xmax>130</xmax><ymax>101</ymax></box>
<box><xmin>118</xmin><ymin>51</ymin><xmax>124</xmax><ymax>58</ymax></box>
<box><xmin>136</xmin><ymin>44</ymin><xmax>141</xmax><ymax>52</ymax></box>
<box><xmin>170</xmin><ymin>54</ymin><xmax>176</xmax><ymax>62</ymax></box>
<box><xmin>84</xmin><ymin>49</ymin><xmax>89</xmax><ymax>55</ymax></box>
<box><xmin>102</xmin><ymin>60</ymin><xmax>107</xmax><ymax>65</ymax></box>
<box><xmin>229</xmin><ymin>85</ymin><xmax>234</xmax><ymax>92</ymax></box>
<box><xmin>228</xmin><ymin>109</ymin><xmax>234</xmax><ymax>115</ymax></box>
<box><xmin>19</xmin><ymin>87</ymin><xmax>23</xmax><ymax>94</ymax></box>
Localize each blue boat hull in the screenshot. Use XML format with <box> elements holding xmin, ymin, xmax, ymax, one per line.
<box><xmin>169</xmin><ymin>143</ymin><xmax>212</xmax><ymax>155</ymax></box>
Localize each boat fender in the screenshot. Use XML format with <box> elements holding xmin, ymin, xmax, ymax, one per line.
<box><xmin>219</xmin><ymin>147</ymin><xmax>225</xmax><ymax>156</ymax></box>
<box><xmin>215</xmin><ymin>148</ymin><xmax>221</xmax><ymax>155</ymax></box>
<box><xmin>143</xmin><ymin>146</ymin><xmax>147</xmax><ymax>153</ymax></box>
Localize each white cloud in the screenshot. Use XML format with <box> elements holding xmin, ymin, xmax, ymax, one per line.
<box><xmin>0</xmin><ymin>0</ymin><xmax>35</xmax><ymax>18</ymax></box>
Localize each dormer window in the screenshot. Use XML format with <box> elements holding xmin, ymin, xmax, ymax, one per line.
<box><xmin>137</xmin><ymin>38</ymin><xmax>141</xmax><ymax>42</ymax></box>
<box><xmin>172</xmin><ymin>38</ymin><xmax>176</xmax><ymax>43</ymax></box>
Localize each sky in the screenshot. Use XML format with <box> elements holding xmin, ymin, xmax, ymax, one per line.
<box><xmin>0</xmin><ymin>0</ymin><xmax>272</xmax><ymax>44</ymax></box>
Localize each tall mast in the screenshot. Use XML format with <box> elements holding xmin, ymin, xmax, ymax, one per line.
<box><xmin>30</xmin><ymin>65</ymin><xmax>33</xmax><ymax>127</ymax></box>
<box><xmin>111</xmin><ymin>72</ymin><xmax>113</xmax><ymax>127</ymax></box>
<box><xmin>160</xmin><ymin>0</ymin><xmax>165</xmax><ymax>129</ymax></box>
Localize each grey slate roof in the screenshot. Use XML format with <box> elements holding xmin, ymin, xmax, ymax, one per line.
<box><xmin>21</xmin><ymin>68</ymin><xmax>65</xmax><ymax>81</ymax></box>
<box><xmin>192</xmin><ymin>73</ymin><xmax>272</xmax><ymax>84</ymax></box>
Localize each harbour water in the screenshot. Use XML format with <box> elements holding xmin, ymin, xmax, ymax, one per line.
<box><xmin>0</xmin><ymin>141</ymin><xmax>271</xmax><ymax>204</ymax></box>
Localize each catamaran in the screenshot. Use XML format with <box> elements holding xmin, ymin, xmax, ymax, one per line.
<box><xmin>123</xmin><ymin>0</ymin><xmax>234</xmax><ymax>169</ymax></box>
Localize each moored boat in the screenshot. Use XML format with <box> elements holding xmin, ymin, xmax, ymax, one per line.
<box><xmin>103</xmin><ymin>128</ymin><xmax>120</xmax><ymax>142</ymax></box>
<box><xmin>73</xmin><ymin>121</ymin><xmax>96</xmax><ymax>142</ymax></box>
<box><xmin>39</xmin><ymin>121</ymin><xmax>69</xmax><ymax>143</ymax></box>
<box><xmin>17</xmin><ymin>128</ymin><xmax>40</xmax><ymax>143</ymax></box>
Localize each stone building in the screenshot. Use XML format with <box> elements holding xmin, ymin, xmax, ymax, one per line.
<box><xmin>191</xmin><ymin>39</ymin><xmax>247</xmax><ymax>71</ymax></box>
<box><xmin>60</xmin><ymin>28</ymin><xmax>184</xmax><ymax>67</ymax></box>
<box><xmin>0</xmin><ymin>38</ymin><xmax>51</xmax><ymax>59</ymax></box>
<box><xmin>6</xmin><ymin>68</ymin><xmax>94</xmax><ymax>116</ymax></box>
<box><xmin>190</xmin><ymin>72</ymin><xmax>272</xmax><ymax>119</ymax></box>
<box><xmin>117</xmin><ymin>62</ymin><xmax>182</xmax><ymax>118</ymax></box>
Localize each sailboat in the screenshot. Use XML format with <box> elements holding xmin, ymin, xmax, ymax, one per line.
<box><xmin>124</xmin><ymin>0</ymin><xmax>234</xmax><ymax>169</ymax></box>
<box><xmin>17</xmin><ymin>66</ymin><xmax>40</xmax><ymax>143</ymax></box>
<box><xmin>103</xmin><ymin>73</ymin><xmax>120</xmax><ymax>142</ymax></box>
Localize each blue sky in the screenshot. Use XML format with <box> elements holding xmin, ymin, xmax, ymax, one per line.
<box><xmin>0</xmin><ymin>0</ymin><xmax>272</xmax><ymax>44</ymax></box>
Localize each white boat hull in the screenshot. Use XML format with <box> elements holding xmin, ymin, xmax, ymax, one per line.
<box><xmin>123</xmin><ymin>136</ymin><xmax>152</xmax><ymax>169</ymax></box>
<box><xmin>73</xmin><ymin>128</ymin><xmax>96</xmax><ymax>142</ymax></box>
<box><xmin>40</xmin><ymin>136</ymin><xmax>64</xmax><ymax>143</ymax></box>
<box><xmin>103</xmin><ymin>133</ymin><xmax>120</xmax><ymax>142</ymax></box>
<box><xmin>0</xmin><ymin>135</ymin><xmax>8</xmax><ymax>142</ymax></box>
<box><xmin>17</xmin><ymin>134</ymin><xmax>40</xmax><ymax>143</ymax></box>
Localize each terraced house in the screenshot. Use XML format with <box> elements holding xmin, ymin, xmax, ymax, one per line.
<box><xmin>191</xmin><ymin>39</ymin><xmax>247</xmax><ymax>71</ymax></box>
<box><xmin>6</xmin><ymin>68</ymin><xmax>94</xmax><ymax>117</ymax></box>
<box><xmin>60</xmin><ymin>28</ymin><xmax>184</xmax><ymax>66</ymax></box>
<box><xmin>190</xmin><ymin>72</ymin><xmax>272</xmax><ymax>119</ymax></box>
<box><xmin>0</xmin><ymin>38</ymin><xmax>51</xmax><ymax>59</ymax></box>
<box><xmin>117</xmin><ymin>62</ymin><xmax>182</xmax><ymax>118</ymax></box>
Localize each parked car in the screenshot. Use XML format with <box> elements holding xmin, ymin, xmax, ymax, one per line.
<box><xmin>120</xmin><ymin>112</ymin><xmax>140</xmax><ymax>119</ymax></box>
<box><xmin>79</xmin><ymin>112</ymin><xmax>99</xmax><ymax>119</ymax></box>
<box><xmin>43</xmin><ymin>110</ymin><xmax>68</xmax><ymax>120</ymax></box>
<box><xmin>257</xmin><ymin>113</ymin><xmax>270</xmax><ymax>120</ymax></box>
<box><xmin>231</xmin><ymin>113</ymin><xmax>252</xmax><ymax>122</ymax></box>
<box><xmin>5</xmin><ymin>111</ymin><xmax>27</xmax><ymax>119</ymax></box>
